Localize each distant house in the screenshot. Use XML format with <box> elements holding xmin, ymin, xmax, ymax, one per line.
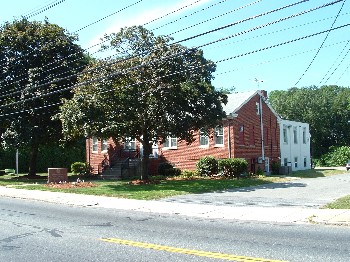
<box><xmin>86</xmin><ymin>90</ymin><xmax>310</xmax><ymax>176</ymax></box>
<box><xmin>279</xmin><ymin>119</ymin><xmax>311</xmax><ymax>171</ymax></box>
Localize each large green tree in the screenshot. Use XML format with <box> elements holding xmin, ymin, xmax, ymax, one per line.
<box><xmin>269</xmin><ymin>85</ymin><xmax>350</xmax><ymax>157</ymax></box>
<box><xmin>0</xmin><ymin>18</ymin><xmax>88</xmax><ymax>176</ymax></box>
<box><xmin>59</xmin><ymin>25</ymin><xmax>227</xmax><ymax>179</ymax></box>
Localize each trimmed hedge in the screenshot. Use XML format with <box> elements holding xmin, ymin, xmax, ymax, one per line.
<box><xmin>158</xmin><ymin>162</ymin><xmax>181</xmax><ymax>177</ymax></box>
<box><xmin>218</xmin><ymin>158</ymin><xmax>248</xmax><ymax>178</ymax></box>
<box><xmin>196</xmin><ymin>156</ymin><xmax>218</xmax><ymax>176</ymax></box>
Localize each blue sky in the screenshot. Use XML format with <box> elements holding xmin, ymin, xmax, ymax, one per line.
<box><xmin>1</xmin><ymin>0</ymin><xmax>349</xmax><ymax>93</ymax></box>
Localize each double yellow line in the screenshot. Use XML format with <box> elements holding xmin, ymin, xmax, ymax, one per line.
<box><xmin>100</xmin><ymin>238</ymin><xmax>287</xmax><ymax>262</ymax></box>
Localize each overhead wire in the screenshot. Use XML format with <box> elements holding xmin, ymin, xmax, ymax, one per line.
<box><xmin>294</xmin><ymin>0</ymin><xmax>347</xmax><ymax>85</ymax></box>
<box><xmin>216</xmin><ymin>39</ymin><xmax>350</xmax><ymax>76</ymax></box>
<box><xmin>1</xmin><ymin>22</ymin><xmax>349</xmax><ymax>118</ymax></box>
<box><xmin>323</xmin><ymin>45</ymin><xmax>350</xmax><ymax>83</ymax></box>
<box><xmin>0</xmin><ymin>0</ymin><xmax>348</xmax><ymax>114</ymax></box>
<box><xmin>0</xmin><ymin>0</ymin><xmax>268</xmax><ymax>97</ymax></box>
<box><xmin>318</xmin><ymin>40</ymin><xmax>350</xmax><ymax>84</ymax></box>
<box><xmin>0</xmin><ymin>0</ymin><xmax>329</xmax><ymax>102</ymax></box>
<box><xmin>0</xmin><ymin>0</ymin><xmax>217</xmax><ymax>93</ymax></box>
<box><xmin>23</xmin><ymin>0</ymin><xmax>66</xmax><ymax>19</ymax></box>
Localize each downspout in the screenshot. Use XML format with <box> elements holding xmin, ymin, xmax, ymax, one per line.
<box><xmin>228</xmin><ymin>120</ymin><xmax>231</xmax><ymax>158</ymax></box>
<box><xmin>226</xmin><ymin>114</ymin><xmax>236</xmax><ymax>158</ymax></box>
<box><xmin>260</xmin><ymin>95</ymin><xmax>265</xmax><ymax>160</ymax></box>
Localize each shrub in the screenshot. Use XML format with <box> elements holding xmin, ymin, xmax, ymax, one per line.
<box><xmin>319</xmin><ymin>146</ymin><xmax>350</xmax><ymax>167</ymax></box>
<box><xmin>158</xmin><ymin>162</ymin><xmax>180</xmax><ymax>177</ymax></box>
<box><xmin>71</xmin><ymin>162</ymin><xmax>91</xmax><ymax>175</ymax></box>
<box><xmin>271</xmin><ymin>161</ymin><xmax>280</xmax><ymax>175</ymax></box>
<box><xmin>218</xmin><ymin>158</ymin><xmax>248</xmax><ymax>179</ymax></box>
<box><xmin>181</xmin><ymin>170</ymin><xmax>196</xmax><ymax>179</ymax></box>
<box><xmin>196</xmin><ymin>156</ymin><xmax>218</xmax><ymax>176</ymax></box>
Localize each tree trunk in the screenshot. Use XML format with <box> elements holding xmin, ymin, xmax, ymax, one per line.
<box><xmin>28</xmin><ymin>144</ymin><xmax>39</xmax><ymax>177</ymax></box>
<box><xmin>140</xmin><ymin>139</ymin><xmax>152</xmax><ymax>180</ymax></box>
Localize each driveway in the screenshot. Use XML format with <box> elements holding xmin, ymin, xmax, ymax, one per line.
<box><xmin>161</xmin><ymin>173</ymin><xmax>350</xmax><ymax>208</ymax></box>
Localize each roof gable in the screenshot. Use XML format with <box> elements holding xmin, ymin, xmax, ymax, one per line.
<box><xmin>222</xmin><ymin>90</ymin><xmax>280</xmax><ymax>119</ymax></box>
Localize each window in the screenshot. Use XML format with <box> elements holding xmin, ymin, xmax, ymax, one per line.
<box><xmin>214</xmin><ymin>126</ymin><xmax>224</xmax><ymax>146</ymax></box>
<box><xmin>92</xmin><ymin>137</ymin><xmax>98</xmax><ymax>153</ymax></box>
<box><xmin>293</xmin><ymin>127</ymin><xmax>298</xmax><ymax>144</ymax></box>
<box><xmin>256</xmin><ymin>102</ymin><xmax>260</xmax><ymax>115</ymax></box>
<box><xmin>294</xmin><ymin>157</ymin><xmax>298</xmax><ymax>168</ymax></box>
<box><xmin>101</xmin><ymin>139</ymin><xmax>108</xmax><ymax>152</ymax></box>
<box><xmin>303</xmin><ymin>127</ymin><xmax>307</xmax><ymax>144</ymax></box>
<box><xmin>125</xmin><ymin>137</ymin><xmax>136</xmax><ymax>150</ymax></box>
<box><xmin>238</xmin><ymin>125</ymin><xmax>244</xmax><ymax>145</ymax></box>
<box><xmin>283</xmin><ymin>127</ymin><xmax>288</xmax><ymax>144</ymax></box>
<box><xmin>199</xmin><ymin>129</ymin><xmax>209</xmax><ymax>147</ymax></box>
<box><xmin>164</xmin><ymin>135</ymin><xmax>177</xmax><ymax>149</ymax></box>
<box><xmin>284</xmin><ymin>158</ymin><xmax>288</xmax><ymax>166</ymax></box>
<box><xmin>304</xmin><ymin>157</ymin><xmax>307</xmax><ymax>168</ymax></box>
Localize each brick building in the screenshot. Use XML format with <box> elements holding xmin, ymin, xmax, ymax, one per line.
<box><xmin>159</xmin><ymin>90</ymin><xmax>280</xmax><ymax>173</ymax></box>
<box><xmin>86</xmin><ymin>90</ymin><xmax>280</xmax><ymax>175</ymax></box>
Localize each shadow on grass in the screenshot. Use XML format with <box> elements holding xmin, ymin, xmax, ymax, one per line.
<box><xmin>102</xmin><ymin>177</ymin><xmax>302</xmax><ymax>197</ymax></box>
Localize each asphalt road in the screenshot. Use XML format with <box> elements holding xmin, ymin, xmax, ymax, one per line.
<box><xmin>1</xmin><ymin>197</ymin><xmax>350</xmax><ymax>262</ymax></box>
<box><xmin>161</xmin><ymin>173</ymin><xmax>350</xmax><ymax>208</ymax></box>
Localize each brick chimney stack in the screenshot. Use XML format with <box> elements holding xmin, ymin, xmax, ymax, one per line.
<box><xmin>260</xmin><ymin>90</ymin><xmax>267</xmax><ymax>98</ymax></box>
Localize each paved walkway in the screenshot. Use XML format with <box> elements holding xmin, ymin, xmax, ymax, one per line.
<box><xmin>1</xmin><ymin>182</ymin><xmax>350</xmax><ymax>226</ymax></box>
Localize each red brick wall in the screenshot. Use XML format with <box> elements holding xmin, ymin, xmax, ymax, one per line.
<box><xmin>159</xmin><ymin>93</ymin><xmax>280</xmax><ymax>173</ymax></box>
<box><xmin>86</xmin><ymin>94</ymin><xmax>280</xmax><ymax>175</ymax></box>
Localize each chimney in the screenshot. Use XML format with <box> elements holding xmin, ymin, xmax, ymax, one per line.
<box><xmin>260</xmin><ymin>90</ymin><xmax>267</xmax><ymax>98</ymax></box>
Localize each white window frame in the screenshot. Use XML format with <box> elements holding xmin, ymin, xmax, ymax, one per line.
<box><xmin>214</xmin><ymin>126</ymin><xmax>224</xmax><ymax>147</ymax></box>
<box><xmin>294</xmin><ymin>157</ymin><xmax>298</xmax><ymax>168</ymax></box>
<box><xmin>101</xmin><ymin>139</ymin><xmax>108</xmax><ymax>152</ymax></box>
<box><xmin>303</xmin><ymin>127</ymin><xmax>307</xmax><ymax>144</ymax></box>
<box><xmin>199</xmin><ymin>128</ymin><xmax>209</xmax><ymax>147</ymax></box>
<box><xmin>124</xmin><ymin>137</ymin><xmax>136</xmax><ymax>150</ymax></box>
<box><xmin>256</xmin><ymin>102</ymin><xmax>260</xmax><ymax>115</ymax></box>
<box><xmin>163</xmin><ymin>135</ymin><xmax>177</xmax><ymax>149</ymax></box>
<box><xmin>92</xmin><ymin>137</ymin><xmax>98</xmax><ymax>153</ymax></box>
<box><xmin>293</xmin><ymin>127</ymin><xmax>298</xmax><ymax>144</ymax></box>
<box><xmin>283</xmin><ymin>127</ymin><xmax>288</xmax><ymax>144</ymax></box>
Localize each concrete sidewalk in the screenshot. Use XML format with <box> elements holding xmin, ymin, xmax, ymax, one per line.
<box><xmin>1</xmin><ymin>186</ymin><xmax>349</xmax><ymax>226</ymax></box>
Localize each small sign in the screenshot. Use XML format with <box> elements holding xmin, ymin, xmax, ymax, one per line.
<box><xmin>48</xmin><ymin>168</ymin><xmax>68</xmax><ymax>183</ymax></box>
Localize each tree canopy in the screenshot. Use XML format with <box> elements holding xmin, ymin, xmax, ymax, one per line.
<box><xmin>269</xmin><ymin>85</ymin><xmax>350</xmax><ymax>157</ymax></box>
<box><xmin>0</xmin><ymin>18</ymin><xmax>88</xmax><ymax>176</ymax></box>
<box><xmin>59</xmin><ymin>25</ymin><xmax>227</xmax><ymax>179</ymax></box>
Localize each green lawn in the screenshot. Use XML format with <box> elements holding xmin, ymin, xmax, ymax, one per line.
<box><xmin>324</xmin><ymin>195</ymin><xmax>350</xmax><ymax>209</ymax></box>
<box><xmin>1</xmin><ymin>173</ymin><xmax>286</xmax><ymax>200</ymax></box>
<box><xmin>1</xmin><ymin>169</ymin><xmax>348</xmax><ymax>205</ymax></box>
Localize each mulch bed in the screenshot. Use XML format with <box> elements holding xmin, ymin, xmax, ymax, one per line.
<box><xmin>128</xmin><ymin>179</ymin><xmax>161</xmax><ymax>185</ymax></box>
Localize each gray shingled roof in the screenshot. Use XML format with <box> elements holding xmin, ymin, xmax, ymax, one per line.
<box><xmin>222</xmin><ymin>90</ymin><xmax>260</xmax><ymax>115</ymax></box>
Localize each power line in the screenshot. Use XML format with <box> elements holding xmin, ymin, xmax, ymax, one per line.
<box><xmin>2</xmin><ymin>23</ymin><xmax>349</xmax><ymax>118</ymax></box>
<box><xmin>151</xmin><ymin>0</ymin><xmax>230</xmax><ymax>31</ymax></box>
<box><xmin>0</xmin><ymin>0</ymin><xmax>271</xmax><ymax>97</ymax></box>
<box><xmin>216</xmin><ymin>39</ymin><xmax>350</xmax><ymax>76</ymax></box>
<box><xmin>323</xmin><ymin>45</ymin><xmax>350</xmax><ymax>83</ymax></box>
<box><xmin>74</xmin><ymin>0</ymin><xmax>144</xmax><ymax>33</ymax></box>
<box><xmin>24</xmin><ymin>0</ymin><xmax>66</xmax><ymax>19</ymax></box>
<box><xmin>168</xmin><ymin>0</ymin><xmax>263</xmax><ymax>36</ymax></box>
<box><xmin>1</xmin><ymin>1</ymin><xmax>329</xmax><ymax>102</ymax></box>
<box><xmin>173</xmin><ymin>0</ymin><xmax>312</xmax><ymax>44</ymax></box>
<box><xmin>294</xmin><ymin>0</ymin><xmax>347</xmax><ymax>86</ymax></box>
<box><xmin>319</xmin><ymin>40</ymin><xmax>350</xmax><ymax>84</ymax></box>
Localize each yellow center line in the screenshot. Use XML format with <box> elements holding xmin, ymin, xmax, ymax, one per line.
<box><xmin>100</xmin><ymin>238</ymin><xmax>288</xmax><ymax>262</ymax></box>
